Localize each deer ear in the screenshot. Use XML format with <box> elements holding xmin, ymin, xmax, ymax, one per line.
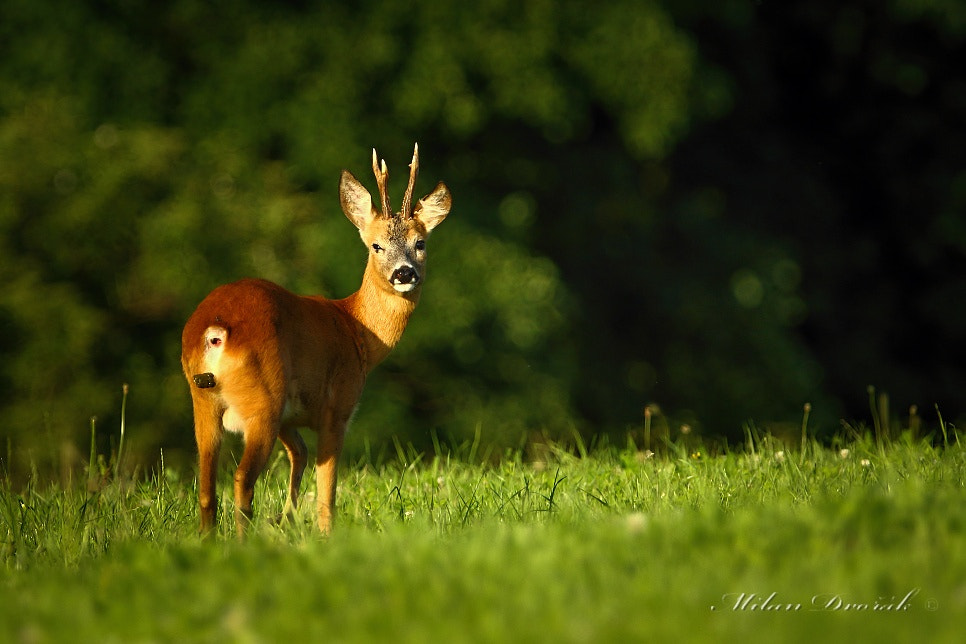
<box><xmin>340</xmin><ymin>170</ymin><xmax>375</xmax><ymax>230</ymax></box>
<box><xmin>414</xmin><ymin>182</ymin><xmax>451</xmax><ymax>232</ymax></box>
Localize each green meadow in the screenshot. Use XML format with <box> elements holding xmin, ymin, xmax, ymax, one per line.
<box><xmin>2</xmin><ymin>431</ymin><xmax>965</xmax><ymax>643</ymax></box>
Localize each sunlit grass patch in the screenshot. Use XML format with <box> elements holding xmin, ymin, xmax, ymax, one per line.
<box><xmin>2</xmin><ymin>436</ymin><xmax>965</xmax><ymax>642</ymax></box>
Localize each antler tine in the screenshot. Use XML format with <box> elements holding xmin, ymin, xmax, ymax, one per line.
<box><xmin>371</xmin><ymin>148</ymin><xmax>392</xmax><ymax>217</ymax></box>
<box><xmin>401</xmin><ymin>142</ymin><xmax>419</xmax><ymax>219</ymax></box>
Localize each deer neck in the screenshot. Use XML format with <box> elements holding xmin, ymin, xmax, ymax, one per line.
<box><xmin>344</xmin><ymin>255</ymin><xmax>420</xmax><ymax>371</ymax></box>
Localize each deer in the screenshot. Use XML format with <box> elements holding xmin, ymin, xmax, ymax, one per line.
<box><xmin>180</xmin><ymin>144</ymin><xmax>450</xmax><ymax>536</ymax></box>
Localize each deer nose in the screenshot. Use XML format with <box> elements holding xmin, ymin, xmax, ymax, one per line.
<box><xmin>391</xmin><ymin>266</ymin><xmax>418</xmax><ymax>285</ymax></box>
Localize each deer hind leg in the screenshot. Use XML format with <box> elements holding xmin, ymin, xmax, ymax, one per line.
<box><xmin>232</xmin><ymin>412</ymin><xmax>280</xmax><ymax>537</ymax></box>
<box><xmin>277</xmin><ymin>424</ymin><xmax>308</xmax><ymax>521</ymax></box>
<box><xmin>191</xmin><ymin>394</ymin><xmax>223</xmax><ymax>536</ymax></box>
<box><xmin>315</xmin><ymin>407</ymin><xmax>350</xmax><ymax>535</ymax></box>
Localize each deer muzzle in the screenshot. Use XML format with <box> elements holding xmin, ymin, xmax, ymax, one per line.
<box><xmin>390</xmin><ymin>265</ymin><xmax>419</xmax><ymax>292</ymax></box>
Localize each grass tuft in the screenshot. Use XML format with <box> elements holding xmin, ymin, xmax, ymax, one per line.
<box><xmin>2</xmin><ymin>423</ymin><xmax>965</xmax><ymax>641</ymax></box>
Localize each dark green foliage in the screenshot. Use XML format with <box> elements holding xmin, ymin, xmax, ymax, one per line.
<box><xmin>0</xmin><ymin>0</ymin><xmax>963</xmax><ymax>478</ymax></box>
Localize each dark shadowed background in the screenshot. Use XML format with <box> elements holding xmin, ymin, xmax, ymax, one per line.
<box><xmin>2</xmin><ymin>0</ymin><xmax>964</xmax><ymax>479</ymax></box>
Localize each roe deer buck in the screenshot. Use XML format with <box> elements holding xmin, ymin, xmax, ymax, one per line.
<box><xmin>181</xmin><ymin>144</ymin><xmax>450</xmax><ymax>536</ymax></box>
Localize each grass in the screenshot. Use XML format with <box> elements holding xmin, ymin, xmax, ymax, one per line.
<box><xmin>2</xmin><ymin>432</ymin><xmax>966</xmax><ymax>642</ymax></box>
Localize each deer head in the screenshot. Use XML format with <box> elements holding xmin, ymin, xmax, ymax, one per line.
<box><xmin>339</xmin><ymin>144</ymin><xmax>451</xmax><ymax>295</ymax></box>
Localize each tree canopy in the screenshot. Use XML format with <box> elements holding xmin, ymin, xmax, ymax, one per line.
<box><xmin>2</xmin><ymin>0</ymin><xmax>964</xmax><ymax>478</ymax></box>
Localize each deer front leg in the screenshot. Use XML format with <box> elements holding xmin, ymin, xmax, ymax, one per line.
<box><xmin>315</xmin><ymin>409</ymin><xmax>348</xmax><ymax>535</ymax></box>
<box><xmin>277</xmin><ymin>424</ymin><xmax>308</xmax><ymax>520</ymax></box>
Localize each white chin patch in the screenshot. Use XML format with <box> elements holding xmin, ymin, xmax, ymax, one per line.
<box><xmin>392</xmin><ymin>282</ymin><xmax>417</xmax><ymax>293</ymax></box>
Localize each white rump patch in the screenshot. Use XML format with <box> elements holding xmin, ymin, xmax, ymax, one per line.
<box><xmin>222</xmin><ymin>407</ymin><xmax>245</xmax><ymax>434</ymax></box>
<box><xmin>204</xmin><ymin>326</ymin><xmax>227</xmax><ymax>349</ymax></box>
<box><xmin>202</xmin><ymin>326</ymin><xmax>228</xmax><ymax>373</ymax></box>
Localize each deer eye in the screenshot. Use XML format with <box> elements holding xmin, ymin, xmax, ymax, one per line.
<box><xmin>372</xmin><ymin>243</ymin><xmax>384</xmax><ymax>253</ymax></box>
<box><xmin>415</xmin><ymin>240</ymin><xmax>425</xmax><ymax>251</ymax></box>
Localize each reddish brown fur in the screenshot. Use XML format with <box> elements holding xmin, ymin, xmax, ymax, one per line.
<box><xmin>181</xmin><ymin>146</ymin><xmax>449</xmax><ymax>536</ymax></box>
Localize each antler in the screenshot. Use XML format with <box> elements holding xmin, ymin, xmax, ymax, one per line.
<box><xmin>401</xmin><ymin>143</ymin><xmax>419</xmax><ymax>219</ymax></box>
<box><xmin>371</xmin><ymin>148</ymin><xmax>392</xmax><ymax>217</ymax></box>
<box><xmin>369</xmin><ymin>144</ymin><xmax>419</xmax><ymax>218</ymax></box>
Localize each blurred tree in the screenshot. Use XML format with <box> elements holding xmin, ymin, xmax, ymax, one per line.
<box><xmin>665</xmin><ymin>0</ymin><xmax>966</xmax><ymax>430</ymax></box>
<box><xmin>3</xmin><ymin>0</ymin><xmax>962</xmax><ymax>480</ymax></box>
<box><xmin>3</xmin><ymin>0</ymin><xmax>694</xmax><ymax>475</ymax></box>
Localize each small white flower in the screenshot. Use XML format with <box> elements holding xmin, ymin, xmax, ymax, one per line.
<box><xmin>775</xmin><ymin>450</ymin><xmax>785</xmax><ymax>463</ymax></box>
<box><xmin>860</xmin><ymin>458</ymin><xmax>871</xmax><ymax>467</ymax></box>
<box><xmin>839</xmin><ymin>449</ymin><xmax>850</xmax><ymax>459</ymax></box>
<box><xmin>625</xmin><ymin>513</ymin><xmax>648</xmax><ymax>534</ymax></box>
